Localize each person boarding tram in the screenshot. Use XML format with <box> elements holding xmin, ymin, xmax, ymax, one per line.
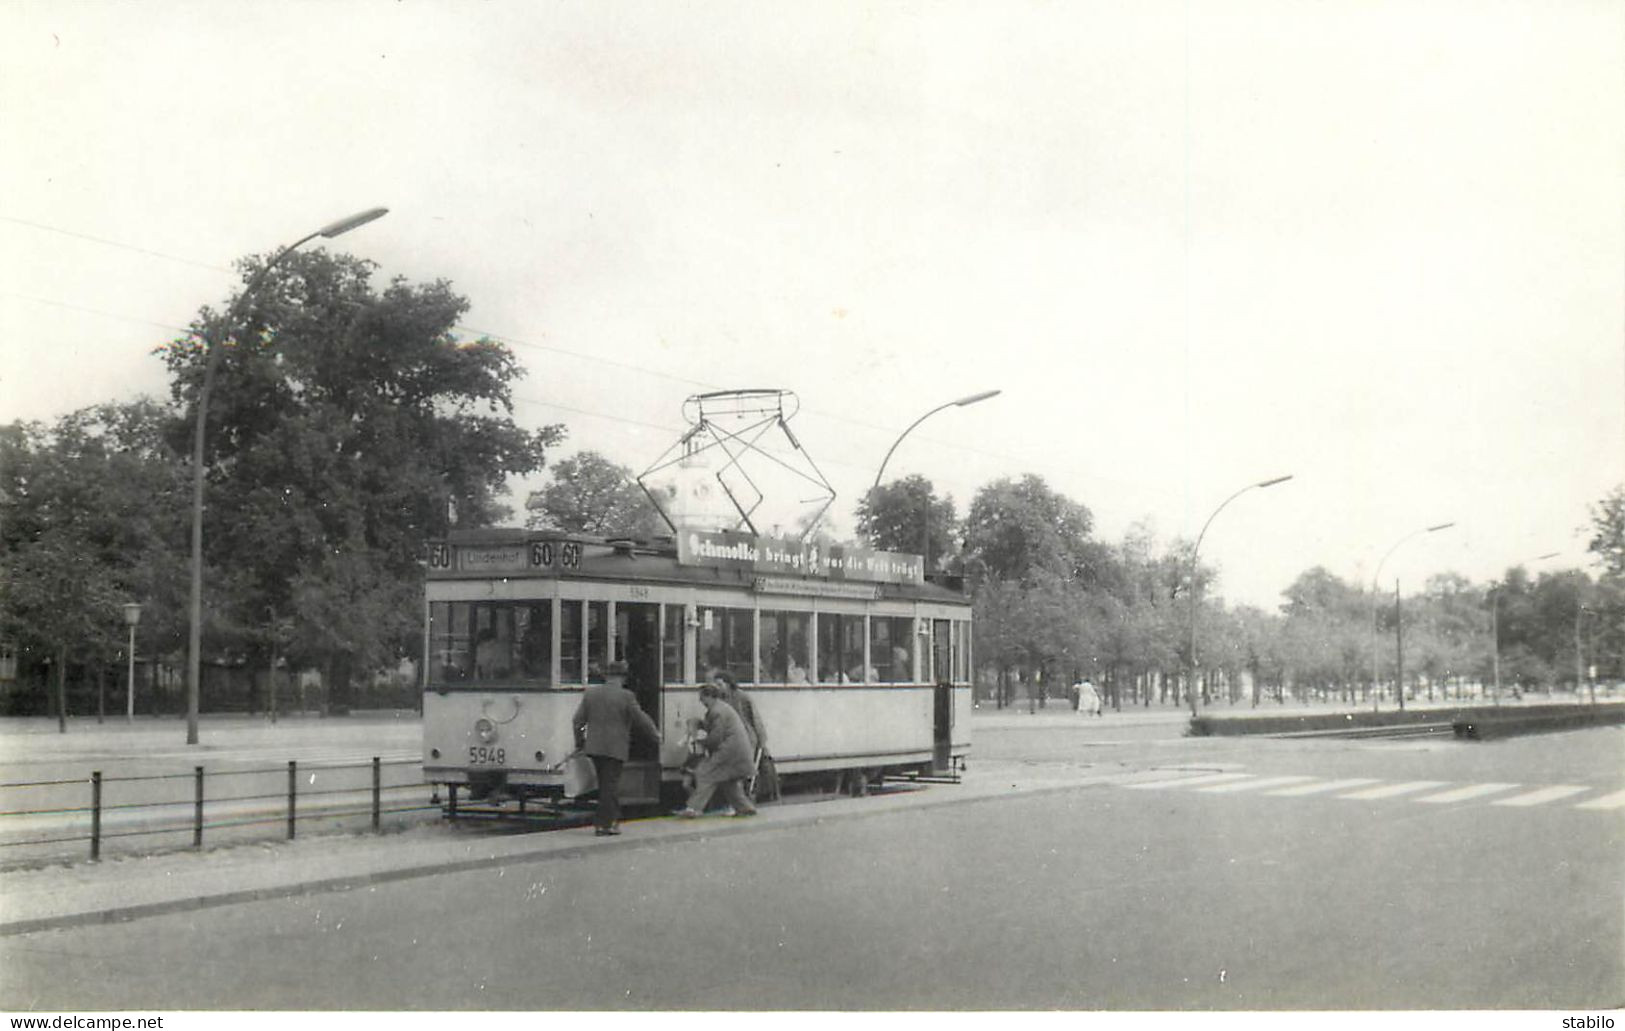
<box><xmin>572</xmin><ymin>661</ymin><xmax>661</xmax><ymax>836</ymax></box>
<box><xmin>674</xmin><ymin>683</ymin><xmax>759</xmax><ymax>818</ymax></box>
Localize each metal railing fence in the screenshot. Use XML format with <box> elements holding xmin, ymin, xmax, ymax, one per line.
<box><xmin>0</xmin><ymin>757</ymin><xmax>439</xmax><ymax>866</ymax></box>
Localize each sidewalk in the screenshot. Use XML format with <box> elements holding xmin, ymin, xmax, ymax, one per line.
<box><xmin>0</xmin><ymin>710</ymin><xmax>421</xmax><ymax>755</ymax></box>
<box><xmin>0</xmin><ymin>756</ymin><xmax>1154</xmax><ymax>937</ymax></box>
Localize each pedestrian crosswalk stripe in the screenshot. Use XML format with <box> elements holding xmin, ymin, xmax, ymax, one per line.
<box><xmin>1492</xmin><ymin>785</ymin><xmax>1590</xmax><ymax>807</ymax></box>
<box><xmin>1107</xmin><ymin>772</ymin><xmax>1624</xmax><ymax>811</ymax></box>
<box><xmin>1338</xmin><ymin>780</ymin><xmax>1448</xmax><ymax>800</ymax></box>
<box><xmin>1125</xmin><ymin>772</ymin><xmax>1257</xmax><ymax>790</ymax></box>
<box><xmin>1574</xmin><ymin>788</ymin><xmax>1625</xmax><ymax>810</ymax></box>
<box><xmin>1267</xmin><ymin>778</ymin><xmax>1381</xmax><ymax>796</ymax></box>
<box><xmin>1415</xmin><ymin>782</ymin><xmax>1520</xmax><ymax>804</ymax></box>
<box><xmin>1197</xmin><ymin>775</ymin><xmax>1317</xmax><ymax>794</ymax></box>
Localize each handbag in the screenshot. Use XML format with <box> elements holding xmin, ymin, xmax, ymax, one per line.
<box><xmin>562</xmin><ymin>751</ymin><xmax>598</xmax><ymax>797</ymax></box>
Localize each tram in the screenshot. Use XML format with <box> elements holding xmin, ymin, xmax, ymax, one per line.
<box><xmin>420</xmin><ymin>527</ymin><xmax>973</xmax><ymax>806</ymax></box>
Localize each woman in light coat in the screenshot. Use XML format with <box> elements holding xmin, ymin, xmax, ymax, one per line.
<box><xmin>675</xmin><ymin>683</ymin><xmax>758</xmax><ymax>818</ymax></box>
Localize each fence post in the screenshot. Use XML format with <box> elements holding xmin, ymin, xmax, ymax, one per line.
<box><xmin>287</xmin><ymin>760</ymin><xmax>297</xmax><ymax>840</ymax></box>
<box><xmin>371</xmin><ymin>756</ymin><xmax>381</xmax><ymax>832</ymax></box>
<box><xmin>193</xmin><ymin>766</ymin><xmax>204</xmax><ymax>849</ymax></box>
<box><xmin>90</xmin><ymin>771</ymin><xmax>102</xmax><ymax>862</ymax></box>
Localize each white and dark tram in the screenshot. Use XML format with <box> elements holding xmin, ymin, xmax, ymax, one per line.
<box><xmin>421</xmin><ymin>528</ymin><xmax>974</xmax><ymax>808</ymax></box>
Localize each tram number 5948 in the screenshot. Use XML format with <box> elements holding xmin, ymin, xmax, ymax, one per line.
<box><xmin>469</xmin><ymin>746</ymin><xmax>506</xmax><ymax>766</ymax></box>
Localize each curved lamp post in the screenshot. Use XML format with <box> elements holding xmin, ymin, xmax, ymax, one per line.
<box><xmin>1186</xmin><ymin>474</ymin><xmax>1293</xmax><ymax>717</ymax></box>
<box><xmin>185</xmin><ymin>207</ymin><xmax>389</xmax><ymax>744</ymax></box>
<box><xmin>872</xmin><ymin>390</ymin><xmax>1002</xmax><ymax>489</ymax></box>
<box><xmin>870</xmin><ymin>389</ymin><xmax>1001</xmax><ymax>573</ymax></box>
<box><xmin>1368</xmin><ymin>521</ymin><xmax>1454</xmax><ymax>713</ymax></box>
<box><xmin>1488</xmin><ymin>551</ymin><xmax>1557</xmax><ymax>706</ymax></box>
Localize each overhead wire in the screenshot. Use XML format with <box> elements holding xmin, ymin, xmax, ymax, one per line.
<box><xmin>3</xmin><ymin>213</ymin><xmax>1161</xmax><ymax>501</ymax></box>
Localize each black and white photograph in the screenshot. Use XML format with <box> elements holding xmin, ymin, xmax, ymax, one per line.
<box><xmin>1</xmin><ymin>2</ymin><xmax>1621</xmax><ymax>1026</ymax></box>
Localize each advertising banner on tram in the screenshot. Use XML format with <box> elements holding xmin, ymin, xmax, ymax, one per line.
<box><xmin>677</xmin><ymin>529</ymin><xmax>923</xmax><ymax>584</ymax></box>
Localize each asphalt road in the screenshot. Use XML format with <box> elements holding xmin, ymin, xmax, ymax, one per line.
<box><xmin>2</xmin><ymin>713</ymin><xmax>1619</xmax><ymax>1011</ymax></box>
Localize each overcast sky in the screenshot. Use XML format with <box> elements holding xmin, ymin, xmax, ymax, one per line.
<box><xmin>3</xmin><ymin>1</ymin><xmax>1621</xmax><ymax>609</ymax></box>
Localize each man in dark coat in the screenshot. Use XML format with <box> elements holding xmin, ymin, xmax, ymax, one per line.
<box><xmin>572</xmin><ymin>661</ymin><xmax>661</xmax><ymax>836</ymax></box>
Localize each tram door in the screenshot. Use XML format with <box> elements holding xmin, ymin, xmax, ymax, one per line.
<box><xmin>932</xmin><ymin>619</ymin><xmax>953</xmax><ymax>770</ymax></box>
<box><xmin>618</xmin><ymin>602</ymin><xmax>663</xmax><ymax>801</ymax></box>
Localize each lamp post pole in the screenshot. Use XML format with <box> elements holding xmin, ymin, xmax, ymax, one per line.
<box><xmin>122</xmin><ymin>603</ymin><xmax>141</xmax><ymax>723</ymax></box>
<box><xmin>1578</xmin><ymin>601</ymin><xmax>1591</xmax><ymax>704</ymax></box>
<box><xmin>870</xmin><ymin>390</ymin><xmax>1001</xmax><ymax>574</ymax></box>
<box><xmin>1490</xmin><ymin>585</ymin><xmax>1502</xmax><ymax>706</ymax></box>
<box><xmin>1186</xmin><ymin>475</ymin><xmax>1293</xmax><ymax>718</ymax></box>
<box><xmin>1369</xmin><ymin>522</ymin><xmax>1453</xmax><ymax>712</ymax></box>
<box><xmin>185</xmin><ymin>208</ymin><xmax>389</xmax><ymax>745</ymax></box>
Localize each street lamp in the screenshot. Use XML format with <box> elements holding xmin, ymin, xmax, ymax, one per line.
<box><xmin>1187</xmin><ymin>474</ymin><xmax>1293</xmax><ymax>717</ymax></box>
<box><xmin>122</xmin><ymin>602</ymin><xmax>141</xmax><ymax>723</ymax></box>
<box><xmin>1369</xmin><ymin>521</ymin><xmax>1454</xmax><ymax>712</ymax></box>
<box><xmin>870</xmin><ymin>389</ymin><xmax>1001</xmax><ymax>573</ymax></box>
<box><xmin>185</xmin><ymin>207</ymin><xmax>389</xmax><ymax>745</ymax></box>
<box><xmin>1488</xmin><ymin>552</ymin><xmax>1557</xmax><ymax>706</ymax></box>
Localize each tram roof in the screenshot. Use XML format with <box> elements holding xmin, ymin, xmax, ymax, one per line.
<box><xmin>429</xmin><ymin>528</ymin><xmax>970</xmax><ymax>605</ymax></box>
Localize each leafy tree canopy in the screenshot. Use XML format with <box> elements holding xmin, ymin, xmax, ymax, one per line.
<box><xmin>156</xmin><ymin>250</ymin><xmax>562</xmax><ymax>690</ymax></box>
<box><xmin>963</xmin><ymin>474</ymin><xmax>1097</xmax><ymax>585</ymax></box>
<box><xmin>1588</xmin><ymin>484</ymin><xmax>1625</xmax><ymax>579</ymax></box>
<box><xmin>0</xmin><ymin>402</ymin><xmax>189</xmax><ymax>666</ymax></box>
<box><xmin>525</xmin><ymin>450</ymin><xmax>665</xmax><ymax>538</ymax></box>
<box><xmin>855</xmin><ymin>475</ymin><xmax>960</xmax><ymax>571</ymax></box>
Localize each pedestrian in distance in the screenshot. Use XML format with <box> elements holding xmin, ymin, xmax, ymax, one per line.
<box><xmin>1075</xmin><ymin>678</ymin><xmax>1103</xmax><ymax>717</ymax></box>
<box><xmin>674</xmin><ymin>683</ymin><xmax>758</xmax><ymax>819</ymax></box>
<box><xmin>572</xmin><ymin>660</ymin><xmax>661</xmax><ymax>836</ymax></box>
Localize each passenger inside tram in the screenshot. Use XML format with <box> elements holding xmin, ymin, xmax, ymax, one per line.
<box><xmin>474</xmin><ymin>628</ymin><xmax>512</xmax><ymax>680</ymax></box>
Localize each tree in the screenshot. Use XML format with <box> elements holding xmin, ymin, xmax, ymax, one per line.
<box><xmin>158</xmin><ymin>250</ymin><xmax>562</xmax><ymax>709</ymax></box>
<box><xmin>1585</xmin><ymin>486</ymin><xmax>1625</xmax><ymax>682</ymax></box>
<box><xmin>1277</xmin><ymin>567</ymin><xmax>1369</xmax><ymax>702</ymax></box>
<box><xmin>963</xmin><ymin>474</ymin><xmax>1096</xmax><ymax>584</ymax></box>
<box><xmin>1413</xmin><ymin>573</ymin><xmax>1484</xmax><ymax>699</ymax></box>
<box><xmin>855</xmin><ymin>475</ymin><xmax>959</xmax><ymax>572</ymax></box>
<box><xmin>525</xmin><ymin>451</ymin><xmax>665</xmax><ymax>538</ymax></box>
<box><xmin>1587</xmin><ymin>485</ymin><xmax>1625</xmax><ymax>577</ymax></box>
<box><xmin>0</xmin><ymin>402</ymin><xmax>190</xmax><ymax>722</ymax></box>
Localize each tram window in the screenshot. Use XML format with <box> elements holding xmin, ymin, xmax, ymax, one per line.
<box><xmin>662</xmin><ymin>604</ymin><xmax>686</xmax><ymax>683</ymax></box>
<box><xmin>429</xmin><ymin>602</ymin><xmax>554</xmax><ymax>686</ymax></box>
<box><xmin>560</xmin><ymin>601</ymin><xmax>583</xmax><ymax>683</ymax></box>
<box><xmin>871</xmin><ymin>618</ymin><xmax>894</xmax><ymax>682</ymax></box>
<box><xmin>587</xmin><ymin>601</ymin><xmax>608</xmax><ymax>681</ymax></box>
<box><xmin>759</xmin><ymin>610</ymin><xmax>811</xmax><ymax>683</ymax></box>
<box><xmin>949</xmin><ymin>617</ymin><xmax>962</xmax><ymax>682</ymax></box>
<box><xmin>473</xmin><ymin>605</ymin><xmax>518</xmax><ymax>680</ymax></box>
<box><xmin>698</xmin><ymin>606</ymin><xmax>755</xmax><ymax>685</ymax></box>
<box><xmin>932</xmin><ymin>619</ymin><xmax>952</xmax><ymax>684</ymax></box>
<box><xmin>873</xmin><ymin>616</ymin><xmax>914</xmax><ymax>683</ymax></box>
<box><xmin>429</xmin><ymin>602</ymin><xmax>471</xmax><ymax>682</ymax></box>
<box><xmin>817</xmin><ymin>613</ymin><xmax>868</xmax><ymax>683</ymax></box>
<box><xmin>515</xmin><ymin>603</ymin><xmax>551</xmax><ymax>682</ymax></box>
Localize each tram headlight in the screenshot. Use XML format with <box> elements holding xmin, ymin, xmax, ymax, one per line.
<box><xmin>474</xmin><ymin>717</ymin><xmax>498</xmax><ymax>744</ymax></box>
